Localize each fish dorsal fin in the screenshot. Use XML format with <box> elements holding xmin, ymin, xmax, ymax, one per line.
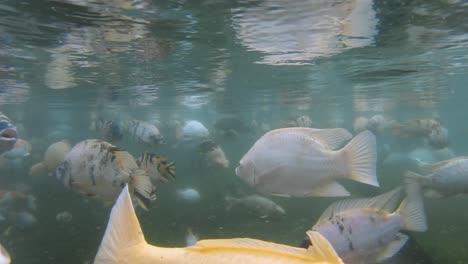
<box><xmin>305</xmin><ymin>231</ymin><xmax>343</xmax><ymax>264</ymax></box>
<box><xmin>94</xmin><ymin>185</ymin><xmax>146</xmax><ymax>263</ymax></box>
<box><xmin>431</xmin><ymin>156</ymin><xmax>468</xmax><ymax>170</ymax></box>
<box><xmin>317</xmin><ymin>188</ymin><xmax>403</xmax><ymax>224</ymax></box>
<box><xmin>291</xmin><ymin>127</ymin><xmax>352</xmax><ymax>150</ymax></box>
<box><xmin>375</xmin><ymin>233</ymin><xmax>408</xmax><ymax>262</ymax></box>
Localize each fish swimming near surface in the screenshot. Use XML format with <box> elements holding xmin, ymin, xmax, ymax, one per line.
<box><xmin>0</xmin><ymin>243</ymin><xmax>10</xmax><ymax>264</ymax></box>
<box><xmin>94</xmin><ymin>184</ymin><xmax>344</xmax><ymax>264</ymax></box>
<box><xmin>406</xmin><ymin>156</ymin><xmax>468</xmax><ymax>198</ymax></box>
<box><xmin>301</xmin><ymin>185</ymin><xmax>427</xmax><ymax>264</ymax></box>
<box><xmin>235</xmin><ymin>128</ymin><xmax>378</xmax><ymax>197</ymax></box>
<box><xmin>0</xmin><ymin>112</ymin><xmax>17</xmax><ymax>155</ymax></box>
<box><xmin>136</xmin><ymin>152</ymin><xmax>175</xmax><ymax>183</ymax></box>
<box><xmin>55</xmin><ymin>139</ymin><xmax>155</xmax><ymax>210</ymax></box>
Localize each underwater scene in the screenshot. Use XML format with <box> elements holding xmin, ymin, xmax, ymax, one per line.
<box><xmin>0</xmin><ymin>0</ymin><xmax>468</xmax><ymax>263</ymax></box>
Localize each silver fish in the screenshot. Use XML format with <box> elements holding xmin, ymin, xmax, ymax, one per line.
<box><xmin>304</xmin><ymin>185</ymin><xmax>427</xmax><ymax>263</ymax></box>
<box><xmin>235</xmin><ymin>128</ymin><xmax>378</xmax><ymax>197</ymax></box>
<box><xmin>406</xmin><ymin>156</ymin><xmax>468</xmax><ymax>198</ymax></box>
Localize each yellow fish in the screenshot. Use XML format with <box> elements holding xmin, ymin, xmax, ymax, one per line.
<box><xmin>94</xmin><ymin>185</ymin><xmax>344</xmax><ymax>264</ymax></box>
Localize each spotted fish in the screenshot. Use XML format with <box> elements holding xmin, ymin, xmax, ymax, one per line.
<box><xmin>137</xmin><ymin>151</ymin><xmax>175</xmax><ymax>183</ymax></box>
<box><xmin>301</xmin><ymin>185</ymin><xmax>427</xmax><ymax>263</ymax></box>
<box><xmin>126</xmin><ymin>120</ymin><xmax>162</xmax><ymax>147</ymax></box>
<box><xmin>55</xmin><ymin>139</ymin><xmax>155</xmax><ymax>210</ymax></box>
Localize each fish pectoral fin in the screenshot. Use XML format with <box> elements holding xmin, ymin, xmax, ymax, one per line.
<box><xmin>306</xmin><ymin>181</ymin><xmax>350</xmax><ymax>197</ymax></box>
<box><xmin>375</xmin><ymin>233</ymin><xmax>408</xmax><ymax>262</ymax></box>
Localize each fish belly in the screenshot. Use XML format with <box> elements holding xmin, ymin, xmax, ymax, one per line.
<box><xmin>254</xmin><ymin>147</ymin><xmax>340</xmax><ymax>196</ymax></box>
<box><xmin>314</xmin><ymin>211</ymin><xmax>401</xmax><ymax>263</ymax></box>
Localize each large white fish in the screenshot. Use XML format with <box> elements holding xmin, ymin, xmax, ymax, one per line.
<box><xmin>55</xmin><ymin>139</ymin><xmax>155</xmax><ymax>209</ymax></box>
<box><xmin>94</xmin><ymin>185</ymin><xmax>344</xmax><ymax>264</ymax></box>
<box><xmin>303</xmin><ymin>186</ymin><xmax>427</xmax><ymax>263</ymax></box>
<box><xmin>406</xmin><ymin>156</ymin><xmax>468</xmax><ymax>197</ymax></box>
<box><xmin>235</xmin><ymin>128</ymin><xmax>378</xmax><ymax>197</ymax></box>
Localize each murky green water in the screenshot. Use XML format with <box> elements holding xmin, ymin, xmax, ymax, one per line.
<box><xmin>1</xmin><ymin>0</ymin><xmax>468</xmax><ymax>263</ymax></box>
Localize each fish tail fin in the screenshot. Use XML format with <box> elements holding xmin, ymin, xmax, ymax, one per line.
<box><xmin>94</xmin><ymin>185</ymin><xmax>147</xmax><ymax>264</ymax></box>
<box><xmin>342</xmin><ymin>130</ymin><xmax>379</xmax><ymax>187</ymax></box>
<box><xmin>129</xmin><ymin>169</ymin><xmax>156</xmax><ymax>211</ymax></box>
<box><xmin>305</xmin><ymin>231</ymin><xmax>344</xmax><ymax>264</ymax></box>
<box><xmin>404</xmin><ymin>171</ymin><xmax>431</xmax><ymax>187</ymax></box>
<box><xmin>397</xmin><ymin>178</ymin><xmax>428</xmax><ymax>232</ymax></box>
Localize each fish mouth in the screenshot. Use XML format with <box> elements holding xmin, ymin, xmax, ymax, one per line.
<box><xmin>0</xmin><ymin>128</ymin><xmax>17</xmax><ymax>142</ymax></box>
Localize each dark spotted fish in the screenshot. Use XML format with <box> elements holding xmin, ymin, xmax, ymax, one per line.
<box><xmin>95</xmin><ymin>118</ymin><xmax>124</xmax><ymax>141</ymax></box>
<box><xmin>302</xmin><ymin>185</ymin><xmax>427</xmax><ymax>264</ymax></box>
<box><xmin>391</xmin><ymin>119</ymin><xmax>441</xmax><ymax>138</ymax></box>
<box><xmin>126</xmin><ymin>120</ymin><xmax>162</xmax><ymax>147</ymax></box>
<box><xmin>137</xmin><ymin>151</ymin><xmax>175</xmax><ymax>183</ymax></box>
<box><xmin>0</xmin><ymin>112</ymin><xmax>17</xmax><ymax>155</ymax></box>
<box><xmin>55</xmin><ymin>139</ymin><xmax>155</xmax><ymax>210</ymax></box>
